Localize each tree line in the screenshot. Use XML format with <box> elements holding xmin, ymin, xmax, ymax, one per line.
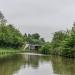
<box><xmin>24</xmin><ymin>33</ymin><xmax>45</xmax><ymax>45</ymax></box>
<box><xmin>41</xmin><ymin>23</ymin><xmax>75</xmax><ymax>58</ymax></box>
<box><xmin>1</xmin><ymin>11</ymin><xmax>75</xmax><ymax>58</ymax></box>
<box><xmin>0</xmin><ymin>11</ymin><xmax>45</xmax><ymax>49</ymax></box>
<box><xmin>0</xmin><ymin>23</ymin><xmax>24</xmax><ymax>49</ymax></box>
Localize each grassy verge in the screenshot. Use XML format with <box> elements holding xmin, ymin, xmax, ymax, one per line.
<box><xmin>0</xmin><ymin>48</ymin><xmax>21</xmax><ymax>58</ymax></box>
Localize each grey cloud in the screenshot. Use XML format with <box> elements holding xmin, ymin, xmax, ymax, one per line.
<box><xmin>0</xmin><ymin>0</ymin><xmax>75</xmax><ymax>41</ymax></box>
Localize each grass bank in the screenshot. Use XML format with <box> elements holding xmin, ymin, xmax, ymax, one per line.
<box><xmin>0</xmin><ymin>48</ymin><xmax>21</xmax><ymax>58</ymax></box>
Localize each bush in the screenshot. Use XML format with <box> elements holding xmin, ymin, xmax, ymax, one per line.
<box><xmin>62</xmin><ymin>47</ymin><xmax>75</xmax><ymax>58</ymax></box>
<box><xmin>39</xmin><ymin>43</ymin><xmax>51</xmax><ymax>54</ymax></box>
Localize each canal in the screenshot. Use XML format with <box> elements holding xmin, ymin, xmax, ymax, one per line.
<box><xmin>0</xmin><ymin>53</ymin><xmax>75</xmax><ymax>75</ymax></box>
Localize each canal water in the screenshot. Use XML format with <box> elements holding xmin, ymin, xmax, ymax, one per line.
<box><xmin>0</xmin><ymin>53</ymin><xmax>75</xmax><ymax>75</ymax></box>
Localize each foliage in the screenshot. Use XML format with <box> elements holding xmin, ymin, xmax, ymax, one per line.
<box><xmin>1</xmin><ymin>11</ymin><xmax>75</xmax><ymax>57</ymax></box>
<box><xmin>50</xmin><ymin>23</ymin><xmax>75</xmax><ymax>57</ymax></box>
<box><xmin>51</xmin><ymin>31</ymin><xmax>68</xmax><ymax>48</ymax></box>
<box><xmin>61</xmin><ymin>24</ymin><xmax>75</xmax><ymax>57</ymax></box>
<box><xmin>39</xmin><ymin>42</ymin><xmax>51</xmax><ymax>54</ymax></box>
<box><xmin>0</xmin><ymin>23</ymin><xmax>24</xmax><ymax>49</ymax></box>
<box><xmin>32</xmin><ymin>33</ymin><xmax>40</xmax><ymax>39</ymax></box>
<box><xmin>24</xmin><ymin>33</ymin><xmax>45</xmax><ymax>45</ymax></box>
<box><xmin>0</xmin><ymin>12</ymin><xmax>24</xmax><ymax>49</ymax></box>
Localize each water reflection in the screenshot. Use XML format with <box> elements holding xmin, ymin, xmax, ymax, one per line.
<box><xmin>22</xmin><ymin>54</ymin><xmax>39</xmax><ymax>69</ymax></box>
<box><xmin>0</xmin><ymin>55</ymin><xmax>24</xmax><ymax>75</ymax></box>
<box><xmin>0</xmin><ymin>54</ymin><xmax>75</xmax><ymax>75</ymax></box>
<box><xmin>51</xmin><ymin>56</ymin><xmax>75</xmax><ymax>75</ymax></box>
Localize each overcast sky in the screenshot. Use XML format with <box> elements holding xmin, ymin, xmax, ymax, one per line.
<box><xmin>0</xmin><ymin>0</ymin><xmax>75</xmax><ymax>41</ymax></box>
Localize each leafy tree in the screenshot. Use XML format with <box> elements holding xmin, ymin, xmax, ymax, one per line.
<box><xmin>51</xmin><ymin>31</ymin><xmax>68</xmax><ymax>48</ymax></box>
<box><xmin>49</xmin><ymin>22</ymin><xmax>75</xmax><ymax>57</ymax></box>
<box><xmin>39</xmin><ymin>42</ymin><xmax>51</xmax><ymax>54</ymax></box>
<box><xmin>24</xmin><ymin>33</ymin><xmax>45</xmax><ymax>45</ymax></box>
<box><xmin>32</xmin><ymin>33</ymin><xmax>40</xmax><ymax>39</ymax></box>
<box><xmin>61</xmin><ymin>23</ymin><xmax>75</xmax><ymax>57</ymax></box>
<box><xmin>0</xmin><ymin>11</ymin><xmax>7</xmax><ymax>24</ymax></box>
<box><xmin>0</xmin><ymin>12</ymin><xmax>24</xmax><ymax>49</ymax></box>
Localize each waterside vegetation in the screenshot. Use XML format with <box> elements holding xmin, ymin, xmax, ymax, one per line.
<box><xmin>0</xmin><ymin>11</ymin><xmax>75</xmax><ymax>58</ymax></box>
<box><xmin>40</xmin><ymin>23</ymin><xmax>75</xmax><ymax>58</ymax></box>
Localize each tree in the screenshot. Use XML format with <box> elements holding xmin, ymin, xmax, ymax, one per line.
<box><xmin>24</xmin><ymin>33</ymin><xmax>45</xmax><ymax>45</ymax></box>
<box><xmin>0</xmin><ymin>12</ymin><xmax>24</xmax><ymax>49</ymax></box>
<box><xmin>32</xmin><ymin>33</ymin><xmax>40</xmax><ymax>39</ymax></box>
<box><xmin>0</xmin><ymin>11</ymin><xmax>7</xmax><ymax>24</ymax></box>
<box><xmin>51</xmin><ymin>31</ymin><xmax>68</xmax><ymax>48</ymax></box>
<box><xmin>39</xmin><ymin>42</ymin><xmax>51</xmax><ymax>54</ymax></box>
<box><xmin>61</xmin><ymin>23</ymin><xmax>75</xmax><ymax>57</ymax></box>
